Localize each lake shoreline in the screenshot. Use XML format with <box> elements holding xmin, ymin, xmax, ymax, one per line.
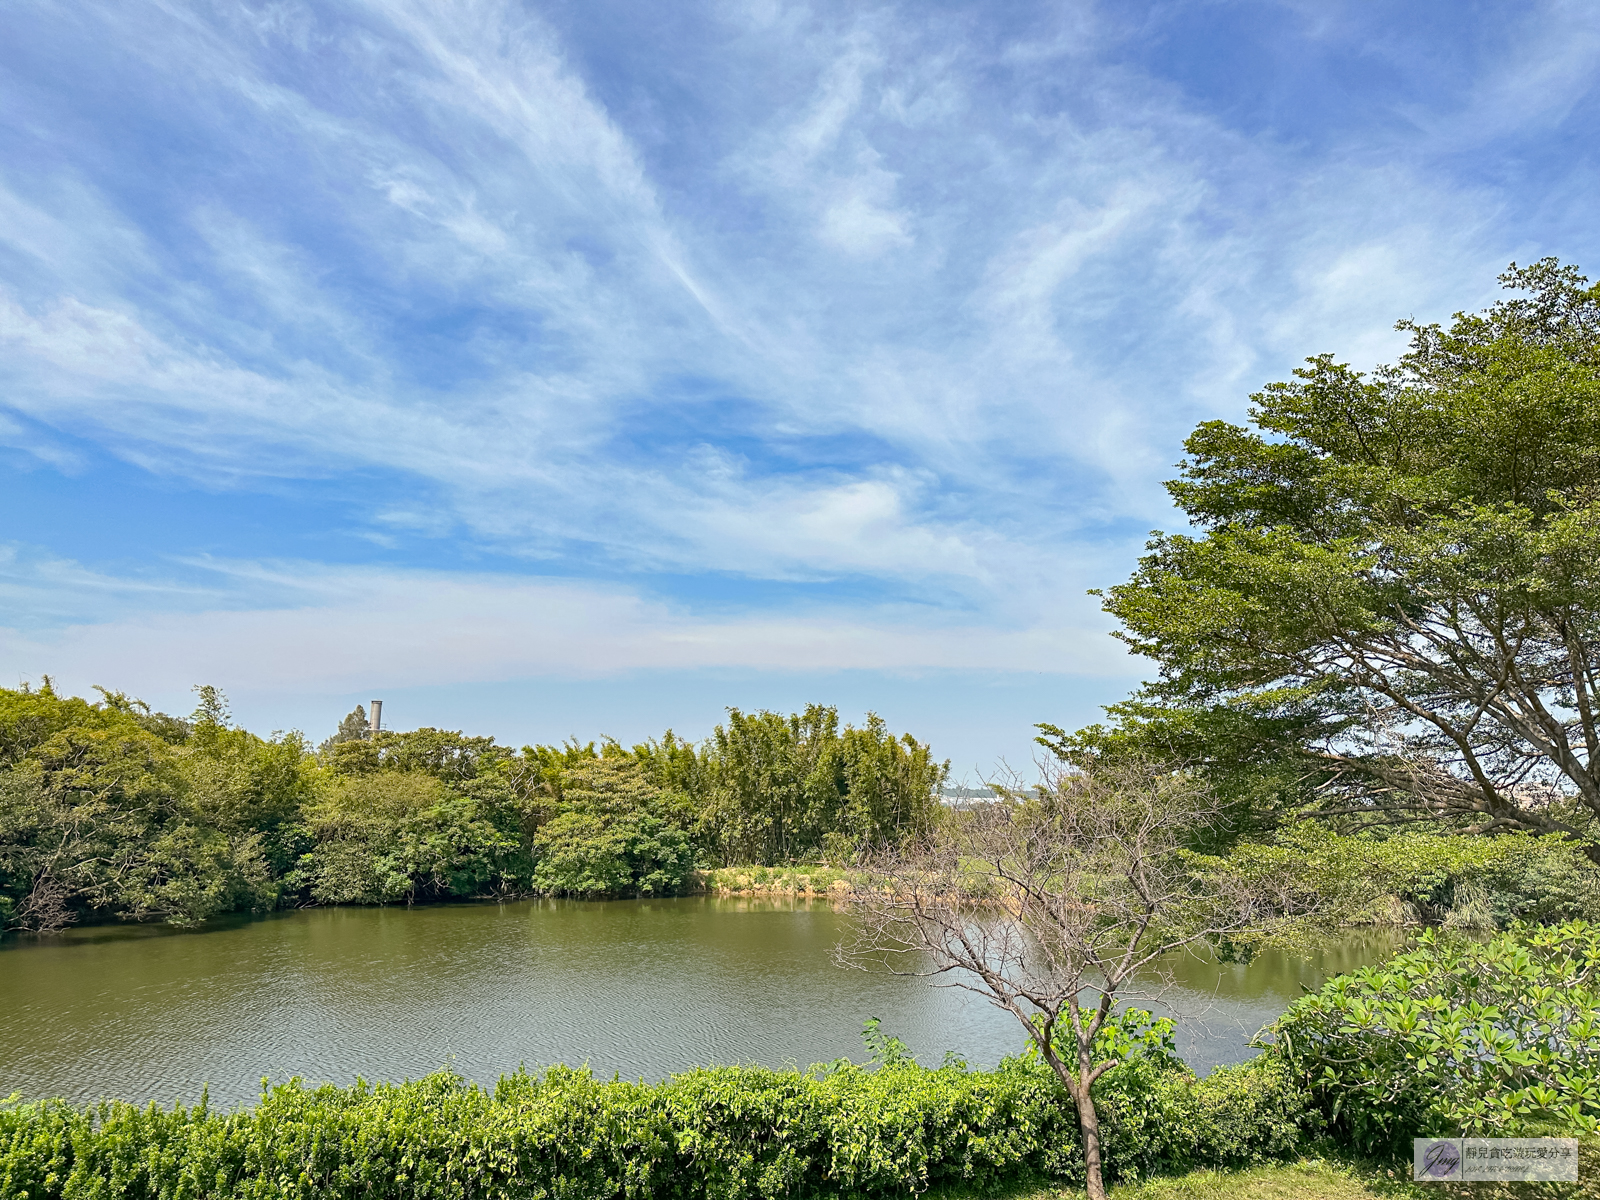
<box><xmin>0</xmin><ymin>873</ymin><xmax>1478</xmax><ymax>945</ymax></box>
<box><xmin>0</xmin><ymin>895</ymin><xmax>1395</xmax><ymax>1107</ymax></box>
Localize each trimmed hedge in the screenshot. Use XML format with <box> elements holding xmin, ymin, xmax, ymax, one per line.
<box><xmin>0</xmin><ymin>1053</ymin><xmax>1309</xmax><ymax>1200</ymax></box>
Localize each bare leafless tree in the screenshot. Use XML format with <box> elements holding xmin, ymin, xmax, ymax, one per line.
<box><xmin>837</xmin><ymin>758</ymin><xmax>1300</xmax><ymax>1200</ymax></box>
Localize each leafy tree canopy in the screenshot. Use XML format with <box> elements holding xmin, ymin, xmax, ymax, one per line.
<box><xmin>1061</xmin><ymin>260</ymin><xmax>1600</xmax><ymax>856</ymax></box>
<box><xmin>531</xmin><ymin>759</ymin><xmax>694</xmax><ymax>898</ymax></box>
<box><xmin>319</xmin><ymin>704</ymin><xmax>370</xmax><ymax>755</ymax></box>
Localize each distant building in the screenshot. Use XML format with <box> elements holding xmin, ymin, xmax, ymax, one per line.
<box><xmin>940</xmin><ymin>786</ymin><xmax>996</xmax><ymax>809</ymax></box>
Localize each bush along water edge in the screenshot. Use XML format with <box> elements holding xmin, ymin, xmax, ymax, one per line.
<box><xmin>1264</xmin><ymin>919</ymin><xmax>1600</xmax><ymax>1155</ymax></box>
<box><xmin>0</xmin><ymin>1023</ymin><xmax>1309</xmax><ymax>1200</ymax></box>
<box><xmin>7</xmin><ymin>925</ymin><xmax>1600</xmax><ymax>1198</ymax></box>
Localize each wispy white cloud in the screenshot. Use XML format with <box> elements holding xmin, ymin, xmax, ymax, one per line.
<box><xmin>2</xmin><ymin>0</ymin><xmax>1596</xmax><ymax>677</ymax></box>
<box><xmin>0</xmin><ymin>544</ymin><xmax>227</xmax><ymax>627</ymax></box>
<box><xmin>1379</xmin><ymin>0</ymin><xmax>1600</xmax><ymax>144</ymax></box>
<box><xmin>741</xmin><ymin>30</ymin><xmax>915</xmax><ymax>257</ymax></box>
<box><xmin>0</xmin><ymin>556</ymin><xmax>1132</xmax><ymax>697</ymax></box>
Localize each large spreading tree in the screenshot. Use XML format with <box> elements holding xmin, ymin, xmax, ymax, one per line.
<box><xmin>1058</xmin><ymin>260</ymin><xmax>1600</xmax><ymax>857</ymax></box>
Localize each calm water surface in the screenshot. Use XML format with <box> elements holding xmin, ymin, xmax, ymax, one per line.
<box><xmin>0</xmin><ymin>897</ymin><xmax>1402</xmax><ymax>1107</ymax></box>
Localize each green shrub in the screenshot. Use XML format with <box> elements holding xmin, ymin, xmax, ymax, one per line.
<box><xmin>117</xmin><ymin>824</ymin><xmax>277</xmax><ymax>926</ymax></box>
<box><xmin>1015</xmin><ymin>1008</ymin><xmax>1311</xmax><ymax>1186</ymax></box>
<box><xmin>1265</xmin><ymin>919</ymin><xmax>1600</xmax><ymax>1155</ymax></box>
<box><xmin>0</xmin><ymin>1044</ymin><xmax>1310</xmax><ymax>1199</ymax></box>
<box><xmin>699</xmin><ymin>866</ymin><xmax>850</xmax><ymax>894</ymax></box>
<box><xmin>1202</xmin><ymin>825</ymin><xmax>1600</xmax><ymax>940</ymax></box>
<box><xmin>531</xmin><ymin>761</ymin><xmax>695</xmax><ymax>898</ymax></box>
<box><xmin>300</xmin><ymin>774</ymin><xmax>524</xmax><ymax>905</ymax></box>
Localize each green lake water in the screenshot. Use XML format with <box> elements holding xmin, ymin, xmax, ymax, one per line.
<box><xmin>0</xmin><ymin>897</ymin><xmax>1403</xmax><ymax>1107</ymax></box>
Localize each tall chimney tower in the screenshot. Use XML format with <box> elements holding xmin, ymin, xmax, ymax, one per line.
<box><xmin>370</xmin><ymin>699</ymin><xmax>383</xmax><ymax>735</ymax></box>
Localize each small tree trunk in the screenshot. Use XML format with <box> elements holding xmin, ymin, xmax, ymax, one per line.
<box><xmin>1071</xmin><ymin>1081</ymin><xmax>1108</xmax><ymax>1200</ymax></box>
<box><xmin>1042</xmin><ymin>1036</ymin><xmax>1110</xmax><ymax>1200</ymax></box>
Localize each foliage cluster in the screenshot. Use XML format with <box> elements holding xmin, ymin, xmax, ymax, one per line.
<box><xmin>1266</xmin><ymin>920</ymin><xmax>1600</xmax><ymax>1154</ymax></box>
<box><xmin>1060</xmin><ymin>260</ymin><xmax>1600</xmax><ymax>855</ymax></box>
<box><xmin>1197</xmin><ymin>824</ymin><xmax>1600</xmax><ymax>944</ymax></box>
<box><xmin>1029</xmin><ymin>1009</ymin><xmax>1310</xmax><ymax>1186</ymax></box>
<box><xmin>635</xmin><ymin>705</ymin><xmax>948</xmax><ymax>867</ymax></box>
<box><xmin>0</xmin><ymin>683</ymin><xmax>944</xmax><ymax>934</ymax></box>
<box><xmin>0</xmin><ymin>1036</ymin><xmax>1307</xmax><ymax>1200</ymax></box>
<box><xmin>0</xmin><ymin>684</ymin><xmax>306</xmax><ymax>933</ymax></box>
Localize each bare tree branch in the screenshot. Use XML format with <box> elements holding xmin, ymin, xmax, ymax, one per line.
<box><xmin>836</xmin><ymin>758</ymin><xmax>1303</xmax><ymax>1200</ymax></box>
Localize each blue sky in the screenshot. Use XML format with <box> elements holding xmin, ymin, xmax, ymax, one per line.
<box><xmin>3</xmin><ymin>0</ymin><xmax>1598</xmax><ymax>774</ymax></box>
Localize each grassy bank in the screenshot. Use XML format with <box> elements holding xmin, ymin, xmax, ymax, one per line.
<box><xmin>936</xmin><ymin>1142</ymin><xmax>1600</xmax><ymax>1200</ymax></box>
<box><xmin>967</xmin><ymin>1163</ymin><xmax>1395</xmax><ymax>1200</ymax></box>
<box><xmin>696</xmin><ymin>865</ymin><xmax>857</xmax><ymax>895</ymax></box>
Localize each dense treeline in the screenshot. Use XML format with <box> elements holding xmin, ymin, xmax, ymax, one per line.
<box><xmin>0</xmin><ymin>682</ymin><xmax>946</xmax><ymax>934</ymax></box>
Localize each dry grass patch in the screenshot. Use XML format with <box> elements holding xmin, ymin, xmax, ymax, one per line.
<box><xmin>926</xmin><ymin>1162</ymin><xmax>1394</xmax><ymax>1200</ymax></box>
<box><xmin>696</xmin><ymin>865</ymin><xmax>854</xmax><ymax>895</ymax></box>
<box><xmin>1108</xmin><ymin>1160</ymin><xmax>1406</xmax><ymax>1199</ymax></box>
<box><xmin>927</xmin><ymin>1144</ymin><xmax>1600</xmax><ymax>1200</ymax></box>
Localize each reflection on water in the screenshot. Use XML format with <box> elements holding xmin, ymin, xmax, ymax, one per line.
<box><xmin>0</xmin><ymin>898</ymin><xmax>1403</xmax><ymax>1107</ymax></box>
<box><xmin>1143</xmin><ymin>929</ymin><xmax>1405</xmax><ymax>1066</ymax></box>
